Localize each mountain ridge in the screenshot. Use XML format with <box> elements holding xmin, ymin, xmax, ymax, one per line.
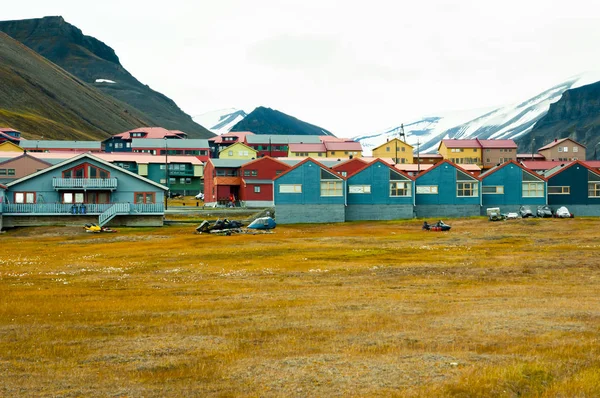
<box><xmin>230</xmin><ymin>106</ymin><xmax>335</xmax><ymax>136</ymax></box>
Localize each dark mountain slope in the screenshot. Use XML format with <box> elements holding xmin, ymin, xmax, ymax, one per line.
<box><xmin>231</xmin><ymin>106</ymin><xmax>335</xmax><ymax>136</ymax></box>
<box><xmin>0</xmin><ymin>16</ymin><xmax>213</xmax><ymax>138</ymax></box>
<box><xmin>0</xmin><ymin>32</ymin><xmax>158</xmax><ymax>140</ymax></box>
<box><xmin>518</xmin><ymin>81</ymin><xmax>600</xmax><ymax>158</ymax></box>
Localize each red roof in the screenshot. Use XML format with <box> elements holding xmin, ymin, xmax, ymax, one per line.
<box><xmin>413</xmin><ymin>159</ymin><xmax>482</xmax><ymax>180</ymax></box>
<box><xmin>538</xmin><ymin>138</ymin><xmax>586</xmax><ymax>151</ymax></box>
<box><xmin>441</xmin><ymin>139</ymin><xmax>480</xmax><ymax>149</ymax></box>
<box><xmin>520</xmin><ymin>160</ymin><xmax>571</xmax><ymax>170</ymax></box>
<box><xmin>324</xmin><ymin>141</ymin><xmax>362</xmax><ymax>151</ymax></box>
<box><xmin>289</xmin><ymin>143</ymin><xmax>326</xmax><ymax>152</ymax></box>
<box><xmin>478</xmin><ymin>139</ymin><xmax>517</xmax><ymax>149</ymax></box>
<box><xmin>113</xmin><ymin>127</ymin><xmax>187</xmax><ymax>140</ymax></box>
<box><xmin>517</xmin><ymin>153</ymin><xmax>545</xmax><ymax>159</ymax></box>
<box><xmin>583</xmin><ymin>161</ymin><xmax>600</xmax><ymax>169</ymax></box>
<box><xmin>209</xmin><ymin>131</ymin><xmax>254</xmax><ymax>143</ymax></box>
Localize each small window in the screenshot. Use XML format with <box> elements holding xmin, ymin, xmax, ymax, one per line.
<box><xmin>416</xmin><ymin>186</ymin><xmax>438</xmax><ymax>194</ymax></box>
<box><xmin>589</xmin><ymin>183</ymin><xmax>600</xmax><ymax>197</ymax></box>
<box><xmin>548</xmin><ymin>186</ymin><xmax>570</xmax><ymax>195</ymax></box>
<box><xmin>8</xmin><ymin>169</ymin><xmax>15</xmax><ymax>176</ymax></box>
<box><xmin>320</xmin><ymin>181</ymin><xmax>343</xmax><ymax>196</ymax></box>
<box><xmin>573</xmin><ymin>147</ymin><xmax>578</xmax><ymax>153</ymax></box>
<box><xmin>522</xmin><ymin>182</ymin><xmax>544</xmax><ymax>197</ymax></box>
<box><xmin>15</xmin><ymin>192</ymin><xmax>35</xmax><ymax>204</ymax></box>
<box><xmin>185</xmin><ymin>178</ymin><xmax>192</xmax><ymax>184</ymax></box>
<box><xmin>180</xmin><ymin>178</ymin><xmax>185</xmax><ymax>184</ymax></box>
<box><xmin>457</xmin><ymin>182</ymin><xmax>478</xmax><ymax>197</ymax></box>
<box><xmin>251</xmin><ymin>170</ymin><xmax>258</xmax><ymax>176</ymax></box>
<box><xmin>254</xmin><ymin>186</ymin><xmax>261</xmax><ymax>193</ymax></box>
<box><xmin>0</xmin><ymin>169</ymin><xmax>6</xmax><ymax>175</ymax></box>
<box><xmin>482</xmin><ymin>186</ymin><xmax>504</xmax><ymax>194</ymax></box>
<box><xmin>279</xmin><ymin>184</ymin><xmax>302</xmax><ymax>193</ymax></box>
<box><xmin>386</xmin><ymin>147</ymin><xmax>390</xmax><ymax>152</ymax></box>
<box><xmin>390</xmin><ymin>182</ymin><xmax>411</xmax><ymax>196</ymax></box>
<box><xmin>244</xmin><ymin>170</ymin><xmax>251</xmax><ymax>177</ymax></box>
<box><xmin>349</xmin><ymin>185</ymin><xmax>371</xmax><ymax>194</ymax></box>
<box><xmin>135</xmin><ymin>192</ymin><xmax>156</xmax><ymax>204</ymax></box>
<box><xmin>228</xmin><ymin>151</ymin><xmax>233</xmax><ymax>156</ymax></box>
<box><xmin>169</xmin><ymin>177</ymin><xmax>176</xmax><ymax>184</ymax></box>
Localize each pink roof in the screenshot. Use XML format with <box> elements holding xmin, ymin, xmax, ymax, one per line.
<box><xmin>394</xmin><ymin>164</ymin><xmax>434</xmax><ymax>172</ymax></box>
<box><xmin>583</xmin><ymin>161</ymin><xmax>600</xmax><ymax>169</ymax></box>
<box><xmin>478</xmin><ymin>139</ymin><xmax>517</xmax><ymax>149</ymax></box>
<box><xmin>0</xmin><ymin>127</ymin><xmax>20</xmax><ymax>133</ymax></box>
<box><xmin>289</xmin><ymin>143</ymin><xmax>326</xmax><ymax>152</ymax></box>
<box><xmin>324</xmin><ymin>141</ymin><xmax>362</xmax><ymax>151</ymax></box>
<box><xmin>441</xmin><ymin>139</ymin><xmax>480</xmax><ymax>148</ymax></box>
<box><xmin>360</xmin><ymin>157</ymin><xmax>396</xmax><ymax>164</ymax></box>
<box><xmin>517</xmin><ymin>153</ymin><xmax>545</xmax><ymax>159</ymax></box>
<box><xmin>538</xmin><ymin>138</ymin><xmax>586</xmax><ymax>151</ymax></box>
<box><xmin>209</xmin><ymin>131</ymin><xmax>254</xmax><ymax>143</ymax></box>
<box><xmin>319</xmin><ymin>136</ymin><xmax>351</xmax><ymax>142</ymax></box>
<box><xmin>113</xmin><ymin>127</ymin><xmax>187</xmax><ymax>140</ymax></box>
<box><xmin>0</xmin><ymin>151</ymin><xmax>203</xmax><ymax>165</ymax></box>
<box><xmin>521</xmin><ymin>160</ymin><xmax>572</xmax><ymax>170</ymax></box>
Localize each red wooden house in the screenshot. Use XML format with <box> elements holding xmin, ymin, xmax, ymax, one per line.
<box><xmin>202</xmin><ymin>159</ymin><xmax>247</xmax><ymax>206</ymax></box>
<box><xmin>331</xmin><ymin>158</ymin><xmax>368</xmax><ymax>177</ymax></box>
<box><xmin>238</xmin><ymin>157</ymin><xmax>291</xmax><ymax>207</ymax></box>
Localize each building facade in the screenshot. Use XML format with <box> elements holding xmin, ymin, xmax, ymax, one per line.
<box><xmin>371</xmin><ymin>138</ymin><xmax>413</xmax><ymax>164</ymax></box>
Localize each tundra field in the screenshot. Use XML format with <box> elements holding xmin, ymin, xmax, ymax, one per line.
<box><xmin>1</xmin><ymin>218</ymin><xmax>599</xmax><ymax>397</ymax></box>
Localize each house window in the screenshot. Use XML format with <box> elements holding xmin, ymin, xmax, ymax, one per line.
<box><xmin>244</xmin><ymin>170</ymin><xmax>251</xmax><ymax>176</ymax></box>
<box><xmin>386</xmin><ymin>147</ymin><xmax>390</xmax><ymax>152</ymax></box>
<box><xmin>320</xmin><ymin>181</ymin><xmax>343</xmax><ymax>196</ymax></box>
<box><xmin>276</xmin><ymin>170</ymin><xmax>283</xmax><ymax>175</ymax></box>
<box><xmin>62</xmin><ymin>192</ymin><xmax>84</xmax><ymax>203</ymax></box>
<box><xmin>486</xmin><ymin>158</ymin><xmax>490</xmax><ymax>163</ymax></box>
<box><xmin>340</xmin><ymin>171</ymin><xmax>347</xmax><ymax>177</ymax></box>
<box><xmin>318</xmin><ymin>153</ymin><xmax>323</xmax><ymax>157</ymax></box>
<box><xmin>185</xmin><ymin>178</ymin><xmax>191</xmax><ymax>184</ymax></box>
<box><xmin>482</xmin><ymin>186</ymin><xmax>504</xmax><ymax>194</ymax></box>
<box><xmin>169</xmin><ymin>177</ymin><xmax>176</xmax><ymax>184</ymax></box>
<box><xmin>15</xmin><ymin>192</ymin><xmax>36</xmax><ymax>204</ymax></box>
<box><xmin>135</xmin><ymin>192</ymin><xmax>156</xmax><ymax>204</ymax></box>
<box><xmin>589</xmin><ymin>183</ymin><xmax>600</xmax><ymax>197</ymax></box>
<box><xmin>401</xmin><ymin>147</ymin><xmax>405</xmax><ymax>152</ymax></box>
<box><xmin>254</xmin><ymin>186</ymin><xmax>261</xmax><ymax>193</ymax></box>
<box><xmin>548</xmin><ymin>186</ymin><xmax>570</xmax><ymax>194</ymax></box>
<box><xmin>279</xmin><ymin>184</ymin><xmax>302</xmax><ymax>193</ymax></box>
<box><xmin>390</xmin><ymin>181</ymin><xmax>410</xmax><ymax>196</ymax></box>
<box><xmin>573</xmin><ymin>147</ymin><xmax>578</xmax><ymax>153</ymax></box>
<box><xmin>0</xmin><ymin>169</ymin><xmax>5</xmax><ymax>175</ymax></box>
<box><xmin>179</xmin><ymin>178</ymin><xmax>185</xmax><ymax>184</ymax></box>
<box><xmin>457</xmin><ymin>182</ymin><xmax>478</xmax><ymax>197</ymax></box>
<box><xmin>522</xmin><ymin>182</ymin><xmax>544</xmax><ymax>197</ymax></box>
<box><xmin>349</xmin><ymin>185</ymin><xmax>371</xmax><ymax>194</ymax></box>
<box><xmin>563</xmin><ymin>146</ymin><xmax>569</xmax><ymax>152</ymax></box>
<box><xmin>7</xmin><ymin>169</ymin><xmax>15</xmax><ymax>176</ymax></box>
<box><xmin>228</xmin><ymin>150</ymin><xmax>233</xmax><ymax>156</ymax></box>
<box><xmin>416</xmin><ymin>186</ymin><xmax>438</xmax><ymax>194</ymax></box>
<box><xmin>330</xmin><ymin>151</ymin><xmax>335</xmax><ymax>155</ymax></box>
<box><xmin>251</xmin><ymin>170</ymin><xmax>258</xmax><ymax>176</ymax></box>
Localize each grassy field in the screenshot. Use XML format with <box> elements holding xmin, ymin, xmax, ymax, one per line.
<box><xmin>1</xmin><ymin>218</ymin><xmax>599</xmax><ymax>397</ymax></box>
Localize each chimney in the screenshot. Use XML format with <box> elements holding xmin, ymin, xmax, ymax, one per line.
<box><xmin>554</xmin><ymin>138</ymin><xmax>558</xmax><ymax>142</ymax></box>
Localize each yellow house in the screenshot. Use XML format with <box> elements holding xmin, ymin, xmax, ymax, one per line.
<box><xmin>372</xmin><ymin>138</ymin><xmax>413</xmax><ymax>164</ymax></box>
<box><xmin>287</xmin><ymin>143</ymin><xmax>327</xmax><ymax>158</ymax></box>
<box><xmin>218</xmin><ymin>142</ymin><xmax>258</xmax><ymax>160</ymax></box>
<box><xmin>0</xmin><ymin>141</ymin><xmax>24</xmax><ymax>153</ymax></box>
<box><xmin>438</xmin><ymin>139</ymin><xmax>482</xmax><ymax>165</ymax></box>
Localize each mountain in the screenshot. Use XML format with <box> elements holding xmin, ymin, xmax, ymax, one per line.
<box><xmin>230</xmin><ymin>106</ymin><xmax>335</xmax><ymax>136</ymax></box>
<box><xmin>519</xmin><ymin>81</ymin><xmax>600</xmax><ymax>158</ymax></box>
<box><xmin>193</xmin><ymin>108</ymin><xmax>248</xmax><ymax>135</ymax></box>
<box><xmin>355</xmin><ymin>72</ymin><xmax>600</xmax><ymax>154</ymax></box>
<box><xmin>0</xmin><ymin>32</ymin><xmax>155</xmax><ymax>140</ymax></box>
<box><xmin>0</xmin><ymin>16</ymin><xmax>213</xmax><ymax>138</ymax></box>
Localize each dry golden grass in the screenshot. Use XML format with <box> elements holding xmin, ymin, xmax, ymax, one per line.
<box><xmin>1</xmin><ymin>218</ymin><xmax>599</xmax><ymax>397</ymax></box>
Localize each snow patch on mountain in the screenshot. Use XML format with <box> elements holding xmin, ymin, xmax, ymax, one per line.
<box><xmin>356</xmin><ymin>71</ymin><xmax>600</xmax><ymax>154</ymax></box>
<box><xmin>193</xmin><ymin>108</ymin><xmax>248</xmax><ymax>134</ymax></box>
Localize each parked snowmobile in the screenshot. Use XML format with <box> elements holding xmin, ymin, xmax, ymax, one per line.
<box><xmin>422</xmin><ymin>220</ymin><xmax>451</xmax><ymax>232</ymax></box>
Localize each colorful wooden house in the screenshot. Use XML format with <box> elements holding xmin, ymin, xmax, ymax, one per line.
<box><xmin>218</xmin><ymin>142</ymin><xmax>258</xmax><ymax>160</ymax></box>
<box><xmin>324</xmin><ymin>141</ymin><xmax>362</xmax><ymax>159</ymax></box>
<box><xmin>414</xmin><ymin>160</ymin><xmax>481</xmax><ymax>218</ymax></box>
<box><xmin>544</xmin><ymin>161</ymin><xmax>600</xmax><ymax>215</ymax></box>
<box><xmin>238</xmin><ymin>157</ymin><xmax>291</xmax><ymax>207</ymax></box>
<box><xmin>131</xmin><ymin>138</ymin><xmax>210</xmax><ymax>161</ymax></box>
<box><xmin>480</xmin><ymin>160</ymin><xmax>547</xmax><ymax>214</ymax></box>
<box><xmin>288</xmin><ymin>143</ymin><xmax>327</xmax><ymax>158</ymax></box>
<box><xmin>245</xmin><ymin>135</ymin><xmax>322</xmax><ymax>158</ymax></box>
<box><xmin>0</xmin><ymin>153</ymin><xmax>52</xmax><ymax>184</ymax></box>
<box><xmin>203</xmin><ymin>159</ymin><xmax>247</xmax><ymax>206</ymax></box>
<box><xmin>438</xmin><ymin>139</ymin><xmax>482</xmax><ymax>166</ymax></box>
<box><xmin>0</xmin><ymin>127</ymin><xmax>21</xmax><ymax>145</ymax></box>
<box><xmin>538</xmin><ymin>138</ymin><xmax>585</xmax><ymax>162</ymax></box>
<box><xmin>1</xmin><ymin>153</ymin><xmax>167</xmax><ymax>228</ymax></box>
<box><xmin>345</xmin><ymin>159</ymin><xmax>414</xmax><ymax>220</ymax></box>
<box><xmin>208</xmin><ymin>131</ymin><xmax>255</xmax><ymax>157</ymax></box>
<box><xmin>274</xmin><ymin>158</ymin><xmax>346</xmax><ymax>224</ymax></box>
<box><xmin>371</xmin><ymin>138</ymin><xmax>413</xmax><ymax>164</ymax></box>
<box><xmin>331</xmin><ymin>158</ymin><xmax>368</xmax><ymax>177</ymax></box>
<box><xmin>103</xmin><ymin>127</ymin><xmax>186</xmax><ymax>153</ymax></box>
<box><xmin>20</xmin><ymin>140</ymin><xmax>102</xmax><ymax>153</ymax></box>
<box><xmin>0</xmin><ymin>141</ymin><xmax>24</xmax><ymax>153</ymax></box>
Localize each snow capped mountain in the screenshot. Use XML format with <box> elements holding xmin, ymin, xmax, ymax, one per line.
<box><xmin>355</xmin><ymin>71</ymin><xmax>600</xmax><ymax>154</ymax></box>
<box><xmin>193</xmin><ymin>108</ymin><xmax>248</xmax><ymax>135</ymax></box>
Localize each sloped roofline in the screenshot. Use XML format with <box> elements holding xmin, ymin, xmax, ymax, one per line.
<box><xmin>241</xmin><ymin>155</ymin><xmax>293</xmax><ymax>169</ymax></box>
<box><xmin>480</xmin><ymin>160</ymin><xmax>548</xmax><ymax>181</ymax></box>
<box><xmin>371</xmin><ymin>138</ymin><xmax>414</xmax><ymax>151</ymax></box>
<box><xmin>347</xmin><ymin>158</ymin><xmax>415</xmax><ymax>181</ymax></box>
<box><xmin>414</xmin><ymin>159</ymin><xmax>482</xmax><ymax>181</ymax></box>
<box><xmin>543</xmin><ymin>159</ymin><xmax>600</xmax><ymax>180</ymax></box>
<box><xmin>273</xmin><ymin>157</ymin><xmax>348</xmax><ymax>181</ymax></box>
<box><xmin>538</xmin><ymin>137</ymin><xmax>586</xmax><ymax>151</ymax></box>
<box><xmin>218</xmin><ymin>141</ymin><xmax>257</xmax><ymax>153</ymax></box>
<box><xmin>0</xmin><ymin>153</ymin><xmax>53</xmax><ymax>168</ymax></box>
<box><xmin>331</xmin><ymin>157</ymin><xmax>367</xmax><ymax>170</ymax></box>
<box><xmin>5</xmin><ymin>152</ymin><xmax>168</xmax><ymax>191</ymax></box>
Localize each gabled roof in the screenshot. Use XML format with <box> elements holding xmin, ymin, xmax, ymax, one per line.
<box><xmin>371</xmin><ymin>138</ymin><xmax>413</xmax><ymax>151</ymax></box>
<box><xmin>478</xmin><ymin>139</ymin><xmax>517</xmax><ymax>149</ymax></box>
<box><xmin>0</xmin><ymin>153</ymin><xmax>53</xmax><ymax>168</ymax></box>
<box><xmin>131</xmin><ymin>138</ymin><xmax>210</xmax><ymax>149</ymax></box>
<box><xmin>0</xmin><ymin>141</ymin><xmax>24</xmax><ymax>152</ymax></box>
<box><xmin>209</xmin><ymin>131</ymin><xmax>254</xmax><ymax>143</ymax></box>
<box><xmin>543</xmin><ymin>160</ymin><xmax>600</xmax><ymax>180</ymax></box>
<box><xmin>218</xmin><ymin>142</ymin><xmax>257</xmax><ymax>153</ymax></box>
<box><xmin>538</xmin><ymin>137</ymin><xmax>586</xmax><ymax>151</ymax></box>
<box><xmin>5</xmin><ymin>153</ymin><xmax>168</xmax><ymax>191</ymax></box>
<box><xmin>324</xmin><ymin>141</ymin><xmax>362</xmax><ymax>151</ymax></box>
<box><xmin>480</xmin><ymin>160</ymin><xmax>547</xmax><ymax>181</ymax></box>
<box><xmin>439</xmin><ymin>139</ymin><xmax>481</xmax><ymax>149</ymax></box>
<box><xmin>348</xmin><ymin>158</ymin><xmax>414</xmax><ymax>180</ymax></box>
<box><xmin>245</xmin><ymin>134</ymin><xmax>322</xmax><ymax>144</ymax></box>
<box><xmin>331</xmin><ymin>157</ymin><xmax>367</xmax><ymax>170</ymax></box>
<box><xmin>240</xmin><ymin>156</ymin><xmax>292</xmax><ymax>169</ymax></box>
<box><xmin>0</xmin><ymin>131</ymin><xmax>20</xmax><ymax>142</ymax></box>
<box><xmin>208</xmin><ymin>158</ymin><xmax>248</xmax><ymax>168</ymax></box>
<box><xmin>414</xmin><ymin>159</ymin><xmax>481</xmax><ymax>181</ymax></box>
<box><xmin>274</xmin><ymin>157</ymin><xmax>347</xmax><ymax>181</ymax></box>
<box><xmin>0</xmin><ymin>127</ymin><xmax>20</xmax><ymax>133</ymax></box>
<box><xmin>96</xmin><ymin>153</ymin><xmax>204</xmax><ymax>165</ymax></box>
<box><xmin>415</xmin><ymin>153</ymin><xmax>443</xmax><ymax>158</ymax></box>
<box><xmin>20</xmin><ymin>140</ymin><xmax>102</xmax><ymax>149</ymax></box>
<box><xmin>517</xmin><ymin>153</ymin><xmax>545</xmax><ymax>160</ymax></box>
<box><xmin>288</xmin><ymin>143</ymin><xmax>326</xmax><ymax>152</ymax></box>
<box><xmin>110</xmin><ymin>127</ymin><xmax>187</xmax><ymax>140</ymax></box>
<box><xmin>521</xmin><ymin>160</ymin><xmax>570</xmax><ymax>171</ymax></box>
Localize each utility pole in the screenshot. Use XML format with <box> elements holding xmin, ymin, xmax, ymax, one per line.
<box><xmin>417</xmin><ymin>140</ymin><xmax>421</xmax><ymax>173</ymax></box>
<box><xmin>164</xmin><ymin>137</ymin><xmax>169</xmax><ymax>210</ymax></box>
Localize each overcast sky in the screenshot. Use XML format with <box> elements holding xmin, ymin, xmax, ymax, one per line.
<box><xmin>4</xmin><ymin>0</ymin><xmax>600</xmax><ymax>136</ymax></box>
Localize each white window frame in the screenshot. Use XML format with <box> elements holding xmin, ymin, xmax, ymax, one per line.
<box><xmin>279</xmin><ymin>184</ymin><xmax>302</xmax><ymax>193</ymax></box>
<box><xmin>320</xmin><ymin>181</ymin><xmax>343</xmax><ymax>197</ymax></box>
<box><xmin>548</xmin><ymin>186</ymin><xmax>570</xmax><ymax>195</ymax></box>
<box><xmin>254</xmin><ymin>185</ymin><xmax>261</xmax><ymax>193</ymax></box>
<box><xmin>522</xmin><ymin>182</ymin><xmax>544</xmax><ymax>198</ymax></box>
<box><xmin>588</xmin><ymin>183</ymin><xmax>600</xmax><ymax>198</ymax></box>
<box><xmin>416</xmin><ymin>185</ymin><xmax>438</xmax><ymax>194</ymax></box>
<box><xmin>482</xmin><ymin>186</ymin><xmax>504</xmax><ymax>194</ymax></box>
<box><xmin>349</xmin><ymin>185</ymin><xmax>371</xmax><ymax>194</ymax></box>
<box><xmin>573</xmin><ymin>147</ymin><xmax>579</xmax><ymax>153</ymax></box>
<box><xmin>390</xmin><ymin>181</ymin><xmax>411</xmax><ymax>197</ymax></box>
<box><xmin>457</xmin><ymin>181</ymin><xmax>479</xmax><ymax>197</ymax></box>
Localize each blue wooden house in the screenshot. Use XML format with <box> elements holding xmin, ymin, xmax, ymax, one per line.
<box><xmin>1</xmin><ymin>153</ymin><xmax>167</xmax><ymax>228</ymax></box>
<box><xmin>414</xmin><ymin>160</ymin><xmax>481</xmax><ymax>218</ymax></box>
<box><xmin>480</xmin><ymin>160</ymin><xmax>547</xmax><ymax>214</ymax></box>
<box><xmin>345</xmin><ymin>159</ymin><xmax>414</xmax><ymax>220</ymax></box>
<box><xmin>274</xmin><ymin>158</ymin><xmax>346</xmax><ymax>224</ymax></box>
<box><xmin>544</xmin><ymin>160</ymin><xmax>600</xmax><ymax>216</ymax></box>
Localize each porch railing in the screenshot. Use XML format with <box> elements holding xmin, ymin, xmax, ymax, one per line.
<box><xmin>99</xmin><ymin>203</ymin><xmax>130</xmax><ymax>226</ymax></box>
<box><xmin>52</xmin><ymin>178</ymin><xmax>118</xmax><ymax>189</ymax></box>
<box><xmin>2</xmin><ymin>202</ymin><xmax>164</xmax><ymax>216</ymax></box>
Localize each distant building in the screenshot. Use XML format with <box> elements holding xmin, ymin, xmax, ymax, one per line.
<box><xmin>245</xmin><ymin>135</ymin><xmax>321</xmax><ymax>158</ymax></box>
<box><xmin>0</xmin><ymin>127</ymin><xmax>21</xmax><ymax>145</ymax></box>
<box><xmin>371</xmin><ymin>138</ymin><xmax>413</xmax><ymax>164</ymax></box>
<box><xmin>20</xmin><ymin>140</ymin><xmax>102</xmax><ymax>153</ymax></box>
<box><xmin>480</xmin><ymin>139</ymin><xmax>518</xmax><ymax>168</ymax></box>
<box><xmin>0</xmin><ymin>141</ymin><xmax>24</xmax><ymax>153</ymax></box>
<box><xmin>324</xmin><ymin>141</ymin><xmax>362</xmax><ymax>159</ymax></box>
<box><xmin>438</xmin><ymin>138</ymin><xmax>517</xmax><ymax>168</ymax></box>
<box><xmin>208</xmin><ymin>131</ymin><xmax>254</xmax><ymax>157</ymax></box>
<box><xmin>537</xmin><ymin>138</ymin><xmax>586</xmax><ymax>161</ymax></box>
<box><xmin>103</xmin><ymin>127</ymin><xmax>187</xmax><ymax>153</ymax></box>
<box><xmin>0</xmin><ymin>153</ymin><xmax>52</xmax><ymax>184</ymax></box>
<box><xmin>131</xmin><ymin>138</ymin><xmax>210</xmax><ymax>161</ymax></box>
<box><xmin>218</xmin><ymin>142</ymin><xmax>258</xmax><ymax>160</ymax></box>
<box><xmin>288</xmin><ymin>143</ymin><xmax>327</xmax><ymax>158</ymax></box>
